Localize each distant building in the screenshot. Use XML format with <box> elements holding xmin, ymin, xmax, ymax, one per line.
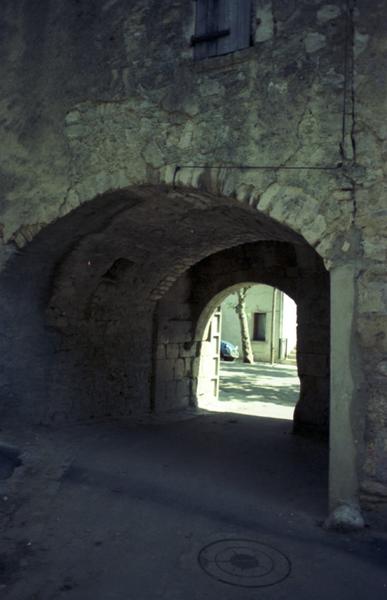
<box><xmin>221</xmin><ymin>285</ymin><xmax>297</xmax><ymax>363</ymax></box>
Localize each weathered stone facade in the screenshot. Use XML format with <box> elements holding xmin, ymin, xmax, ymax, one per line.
<box><xmin>0</xmin><ymin>1</ymin><xmax>387</xmax><ymax>524</ymax></box>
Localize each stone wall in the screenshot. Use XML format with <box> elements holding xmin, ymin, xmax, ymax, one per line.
<box><xmin>0</xmin><ymin>1</ymin><xmax>387</xmax><ymax>514</ymax></box>
<box><xmin>0</xmin><ymin>0</ymin><xmax>358</xmax><ymax>264</ymax></box>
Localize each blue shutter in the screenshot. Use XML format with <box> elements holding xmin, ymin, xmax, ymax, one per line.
<box><xmin>217</xmin><ymin>0</ymin><xmax>252</xmax><ymax>55</ymax></box>
<box><xmin>193</xmin><ymin>0</ymin><xmax>251</xmax><ymax>59</ymax></box>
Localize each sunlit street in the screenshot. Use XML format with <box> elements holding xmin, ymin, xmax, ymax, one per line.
<box><xmin>200</xmin><ymin>361</ymin><xmax>299</xmax><ymax>420</ymax></box>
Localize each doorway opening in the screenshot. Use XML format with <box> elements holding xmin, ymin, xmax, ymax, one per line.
<box><xmin>197</xmin><ymin>284</ymin><xmax>300</xmax><ymax>421</ymax></box>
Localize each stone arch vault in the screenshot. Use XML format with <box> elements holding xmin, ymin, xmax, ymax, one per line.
<box><xmin>0</xmin><ymin>183</ymin><xmax>369</xmax><ymax>525</ymax></box>
<box><xmin>154</xmin><ymin>240</ymin><xmax>330</xmax><ymax>436</ymax></box>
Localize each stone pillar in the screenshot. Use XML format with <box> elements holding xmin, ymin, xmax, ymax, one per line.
<box><xmin>326</xmin><ymin>264</ymin><xmax>364</xmax><ymax>530</ymax></box>
<box><xmin>293</xmin><ymin>274</ymin><xmax>330</xmax><ymax>435</ymax></box>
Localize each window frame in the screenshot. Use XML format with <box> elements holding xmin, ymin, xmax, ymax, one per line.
<box><xmin>253</xmin><ymin>312</ymin><xmax>267</xmax><ymax>342</ymax></box>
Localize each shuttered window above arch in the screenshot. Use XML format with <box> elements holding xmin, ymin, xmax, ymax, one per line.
<box><xmin>192</xmin><ymin>0</ymin><xmax>253</xmax><ymax>60</ymax></box>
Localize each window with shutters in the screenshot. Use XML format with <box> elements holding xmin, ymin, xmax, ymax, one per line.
<box><xmin>192</xmin><ymin>0</ymin><xmax>254</xmax><ymax>60</ymax></box>
<box><xmin>253</xmin><ymin>313</ymin><xmax>267</xmax><ymax>341</ymax></box>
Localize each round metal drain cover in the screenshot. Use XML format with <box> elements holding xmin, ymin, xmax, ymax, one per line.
<box><xmin>198</xmin><ymin>539</ymin><xmax>291</xmax><ymax>588</ymax></box>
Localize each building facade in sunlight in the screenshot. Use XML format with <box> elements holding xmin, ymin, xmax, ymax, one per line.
<box><xmin>221</xmin><ymin>285</ymin><xmax>297</xmax><ymax>363</ymax></box>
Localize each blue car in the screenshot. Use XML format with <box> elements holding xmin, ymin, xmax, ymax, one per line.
<box><xmin>220</xmin><ymin>340</ymin><xmax>239</xmax><ymax>361</ymax></box>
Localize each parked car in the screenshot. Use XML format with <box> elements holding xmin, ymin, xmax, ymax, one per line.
<box><xmin>220</xmin><ymin>340</ymin><xmax>239</xmax><ymax>361</ymax></box>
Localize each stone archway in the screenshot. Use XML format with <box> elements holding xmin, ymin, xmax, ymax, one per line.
<box><xmin>11</xmin><ymin>186</ymin><xmax>306</xmax><ymax>424</ymax></box>
<box><xmin>0</xmin><ymin>183</ymin><xmax>363</xmax><ymax>526</ymax></box>
<box><xmin>153</xmin><ymin>240</ymin><xmax>330</xmax><ymax>436</ymax></box>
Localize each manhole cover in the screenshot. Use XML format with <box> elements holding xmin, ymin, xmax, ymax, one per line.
<box><xmin>198</xmin><ymin>539</ymin><xmax>291</xmax><ymax>588</ymax></box>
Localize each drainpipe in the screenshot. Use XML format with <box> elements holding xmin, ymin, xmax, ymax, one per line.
<box><xmin>270</xmin><ymin>288</ymin><xmax>278</xmax><ymax>365</ymax></box>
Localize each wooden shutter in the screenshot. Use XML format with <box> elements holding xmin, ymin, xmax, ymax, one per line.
<box><xmin>217</xmin><ymin>0</ymin><xmax>252</xmax><ymax>55</ymax></box>
<box><xmin>194</xmin><ymin>0</ymin><xmax>220</xmax><ymax>59</ymax></box>
<box><xmin>193</xmin><ymin>0</ymin><xmax>252</xmax><ymax>60</ymax></box>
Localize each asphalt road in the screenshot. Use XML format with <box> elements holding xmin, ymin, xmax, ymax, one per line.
<box><xmin>1</xmin><ymin>411</ymin><xmax>386</xmax><ymax>600</ymax></box>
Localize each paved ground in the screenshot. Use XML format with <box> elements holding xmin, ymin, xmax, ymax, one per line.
<box><xmin>0</xmin><ymin>366</ymin><xmax>386</xmax><ymax>599</ymax></box>
<box><xmin>201</xmin><ymin>360</ymin><xmax>300</xmax><ymax>419</ymax></box>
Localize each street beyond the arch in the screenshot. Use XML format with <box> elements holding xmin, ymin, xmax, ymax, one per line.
<box><xmin>201</xmin><ymin>361</ymin><xmax>300</xmax><ymax>420</ymax></box>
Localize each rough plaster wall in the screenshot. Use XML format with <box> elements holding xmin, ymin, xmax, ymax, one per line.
<box><xmin>154</xmin><ymin>241</ymin><xmax>330</xmax><ymax>434</ymax></box>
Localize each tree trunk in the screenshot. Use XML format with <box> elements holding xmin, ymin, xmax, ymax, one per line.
<box><xmin>235</xmin><ymin>288</ymin><xmax>254</xmax><ymax>364</ymax></box>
